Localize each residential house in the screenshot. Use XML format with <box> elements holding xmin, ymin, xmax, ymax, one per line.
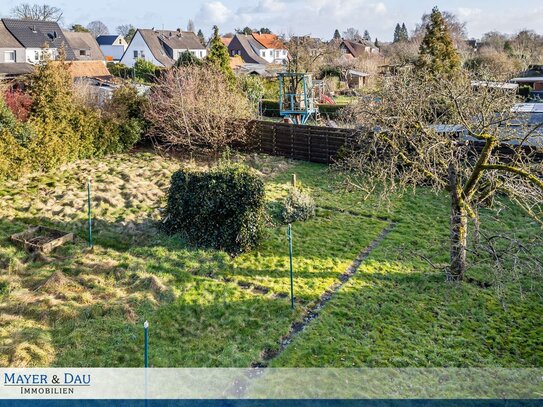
<box><xmin>1</xmin><ymin>18</ymin><xmax>75</xmax><ymax>63</ymax></box>
<box><xmin>227</xmin><ymin>34</ymin><xmax>269</xmax><ymax>64</ymax></box>
<box><xmin>96</xmin><ymin>35</ymin><xmax>127</xmax><ymax>61</ymax></box>
<box><xmin>120</xmin><ymin>29</ymin><xmax>207</xmax><ymax>68</ymax></box>
<box><xmin>0</xmin><ymin>20</ymin><xmax>25</xmax><ymax>64</ymax></box>
<box><xmin>252</xmin><ymin>33</ymin><xmax>288</xmax><ymax>64</ymax></box>
<box><xmin>339</xmin><ymin>39</ymin><xmax>379</xmax><ymax>58</ymax></box>
<box><xmin>0</xmin><ymin>19</ymin><xmax>33</xmax><ymax>80</ymax></box>
<box><xmin>220</xmin><ymin>37</ymin><xmax>233</xmax><ymax>47</ymax></box>
<box><xmin>1</xmin><ymin>19</ymin><xmax>112</xmax><ymax>81</ymax></box>
<box><xmin>63</xmin><ymin>31</ymin><xmax>105</xmax><ymax>61</ymax></box>
<box><xmin>228</xmin><ymin>33</ymin><xmax>288</xmax><ymax>65</ymax></box>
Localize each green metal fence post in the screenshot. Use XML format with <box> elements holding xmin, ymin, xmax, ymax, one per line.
<box><xmin>87</xmin><ymin>179</ymin><xmax>93</xmax><ymax>248</ymax></box>
<box><xmin>288</xmin><ymin>224</ymin><xmax>294</xmax><ymax>309</ymax></box>
<box><xmin>144</xmin><ymin>320</ymin><xmax>149</xmax><ymax>368</ymax></box>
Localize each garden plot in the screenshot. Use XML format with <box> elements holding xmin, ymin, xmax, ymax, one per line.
<box><xmin>2</xmin><ymin>152</ymin><xmax>380</xmax><ymax>367</ymax></box>
<box><xmin>0</xmin><ymin>152</ymin><xmax>295</xmax><ymax>247</ymax></box>
<box><xmin>0</xmin><ymin>153</ymin><xmax>178</xmax><ymax>244</ymax></box>
<box><xmin>2</xmin><ymin>153</ymin><xmax>539</xmax><ymax>368</ymax></box>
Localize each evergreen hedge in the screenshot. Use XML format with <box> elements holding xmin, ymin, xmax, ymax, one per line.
<box><xmin>164</xmin><ymin>163</ymin><xmax>266</xmax><ymax>255</ymax></box>
<box><xmin>0</xmin><ymin>62</ymin><xmax>146</xmax><ymax>180</ymax></box>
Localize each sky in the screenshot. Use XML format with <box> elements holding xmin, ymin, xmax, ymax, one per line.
<box><xmin>0</xmin><ymin>0</ymin><xmax>542</xmax><ymax>41</ymax></box>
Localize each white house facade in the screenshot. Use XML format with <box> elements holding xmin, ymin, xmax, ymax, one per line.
<box><xmin>120</xmin><ymin>30</ymin><xmax>162</xmax><ymax>67</ymax></box>
<box><xmin>258</xmin><ymin>47</ymin><xmax>288</xmax><ymax>64</ymax></box>
<box><xmin>120</xmin><ymin>29</ymin><xmax>207</xmax><ymax>68</ymax></box>
<box><xmin>96</xmin><ymin>35</ymin><xmax>127</xmax><ymax>61</ymax></box>
<box><xmin>0</xmin><ymin>18</ymin><xmax>76</xmax><ymax>64</ymax></box>
<box><xmin>251</xmin><ymin>33</ymin><xmax>288</xmax><ymax>65</ymax></box>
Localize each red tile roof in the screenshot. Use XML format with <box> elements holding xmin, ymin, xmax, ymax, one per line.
<box><xmin>252</xmin><ymin>33</ymin><xmax>285</xmax><ymax>50</ymax></box>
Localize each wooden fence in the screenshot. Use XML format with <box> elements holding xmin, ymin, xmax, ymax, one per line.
<box><xmin>247</xmin><ymin>120</ymin><xmax>357</xmax><ymax>164</ymax></box>
<box><xmin>246</xmin><ymin>120</ymin><xmax>543</xmax><ymax>164</ymax></box>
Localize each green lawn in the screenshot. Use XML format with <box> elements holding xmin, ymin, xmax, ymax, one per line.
<box><xmin>0</xmin><ymin>152</ymin><xmax>541</xmax><ymax>368</ymax></box>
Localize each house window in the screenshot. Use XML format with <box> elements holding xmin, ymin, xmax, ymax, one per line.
<box><xmin>4</xmin><ymin>51</ymin><xmax>15</xmax><ymax>62</ymax></box>
<box><xmin>141</xmin><ymin>51</ymin><xmax>145</xmax><ymax>58</ymax></box>
<box><xmin>269</xmin><ymin>50</ymin><xmax>272</xmax><ymax>57</ymax></box>
<box><xmin>35</xmin><ymin>50</ymin><xmax>40</xmax><ymax>60</ymax></box>
<box><xmin>80</xmin><ymin>50</ymin><xmax>87</xmax><ymax>56</ymax></box>
<box><xmin>133</xmin><ymin>50</ymin><xmax>138</xmax><ymax>58</ymax></box>
<box><xmin>199</xmin><ymin>51</ymin><xmax>203</xmax><ymax>58</ymax></box>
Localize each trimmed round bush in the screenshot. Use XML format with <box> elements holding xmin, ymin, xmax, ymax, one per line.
<box><xmin>164</xmin><ymin>163</ymin><xmax>265</xmax><ymax>255</ymax></box>
<box><xmin>281</xmin><ymin>186</ymin><xmax>316</xmax><ymax>223</ymax></box>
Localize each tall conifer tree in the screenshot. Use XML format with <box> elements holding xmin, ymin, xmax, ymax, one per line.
<box><xmin>417</xmin><ymin>7</ymin><xmax>461</xmax><ymax>75</ymax></box>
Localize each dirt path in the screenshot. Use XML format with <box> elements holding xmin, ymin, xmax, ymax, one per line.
<box><xmin>252</xmin><ymin>221</ymin><xmax>397</xmax><ymax>367</ymax></box>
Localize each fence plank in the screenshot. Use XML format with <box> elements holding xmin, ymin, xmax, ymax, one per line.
<box><xmin>246</xmin><ymin>120</ymin><xmax>353</xmax><ymax>164</ymax></box>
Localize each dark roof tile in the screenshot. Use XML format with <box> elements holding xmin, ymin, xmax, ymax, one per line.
<box><xmin>2</xmin><ymin>19</ymin><xmax>75</xmax><ymax>59</ymax></box>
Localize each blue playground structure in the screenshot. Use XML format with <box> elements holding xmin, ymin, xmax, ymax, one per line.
<box><xmin>278</xmin><ymin>72</ymin><xmax>319</xmax><ymax>124</ymax></box>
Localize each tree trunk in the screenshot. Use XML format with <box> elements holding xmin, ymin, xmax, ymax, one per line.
<box><xmin>449</xmin><ymin>165</ymin><xmax>467</xmax><ymax>281</ymax></box>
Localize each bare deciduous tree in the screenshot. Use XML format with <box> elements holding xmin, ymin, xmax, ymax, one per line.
<box><xmin>413</xmin><ymin>9</ymin><xmax>467</xmax><ymax>50</ymax></box>
<box><xmin>86</xmin><ymin>21</ymin><xmax>109</xmax><ymax>37</ymax></box>
<box><xmin>10</xmin><ymin>3</ymin><xmax>63</xmax><ymax>22</ymax></box>
<box><xmin>382</xmin><ymin>40</ymin><xmax>420</xmax><ymax>66</ymax></box>
<box><xmin>508</xmin><ymin>30</ymin><xmax>543</xmax><ymax>67</ymax></box>
<box><xmin>340</xmin><ymin>71</ymin><xmax>543</xmax><ymax>281</ymax></box>
<box><xmin>145</xmin><ymin>66</ymin><xmax>254</xmax><ymax>151</ymax></box>
<box><xmin>187</xmin><ymin>19</ymin><xmax>195</xmax><ymax>33</ymax></box>
<box><xmin>465</xmin><ymin>47</ymin><xmax>521</xmax><ymax>79</ymax></box>
<box><xmin>287</xmin><ymin>36</ymin><xmax>339</xmax><ymax>73</ymax></box>
<box><xmin>116</xmin><ymin>24</ymin><xmax>135</xmax><ymax>41</ymax></box>
<box><xmin>343</xmin><ymin>28</ymin><xmax>362</xmax><ymax>42</ymax></box>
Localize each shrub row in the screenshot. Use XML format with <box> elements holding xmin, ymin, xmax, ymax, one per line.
<box><xmin>0</xmin><ymin>61</ymin><xmax>146</xmax><ymax>180</ymax></box>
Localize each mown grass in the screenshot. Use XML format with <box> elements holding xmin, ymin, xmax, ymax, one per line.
<box><xmin>272</xmin><ymin>189</ymin><xmax>543</xmax><ymax>367</ymax></box>
<box><xmin>0</xmin><ymin>152</ymin><xmax>541</xmax><ymax>368</ymax></box>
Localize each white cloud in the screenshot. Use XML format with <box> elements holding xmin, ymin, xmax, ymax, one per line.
<box><xmin>191</xmin><ymin>0</ymin><xmax>542</xmax><ymax>41</ymax></box>
<box><xmin>196</xmin><ymin>1</ymin><xmax>233</xmax><ymax>25</ymax></box>
<box><xmin>455</xmin><ymin>6</ymin><xmax>543</xmax><ymax>37</ymax></box>
<box><xmin>220</xmin><ymin>0</ymin><xmax>393</xmax><ymax>37</ymax></box>
<box><xmin>457</xmin><ymin>7</ymin><xmax>482</xmax><ymax>18</ymax></box>
<box><xmin>372</xmin><ymin>2</ymin><xmax>387</xmax><ymax>15</ymax></box>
